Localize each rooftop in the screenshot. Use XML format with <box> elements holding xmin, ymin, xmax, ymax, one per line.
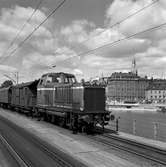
<box><xmin>42</xmin><ymin>72</ymin><xmax>75</xmax><ymax>78</ymax></box>
<box><xmin>108</xmin><ymin>72</ymin><xmax>148</xmax><ymax>81</ymax></box>
<box><xmin>147</xmin><ymin>83</ymin><xmax>166</xmax><ymax>90</ymax></box>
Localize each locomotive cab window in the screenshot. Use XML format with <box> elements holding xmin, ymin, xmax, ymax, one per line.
<box><xmin>39</xmin><ymin>79</ymin><xmax>44</xmax><ymax>85</ymax></box>
<box><xmin>46</xmin><ymin>76</ymin><xmax>52</xmax><ymax>83</ymax></box>
<box><xmin>46</xmin><ymin>75</ymin><xmax>62</xmax><ymax>84</ymax></box>
<box><xmin>64</xmin><ymin>76</ymin><xmax>77</xmax><ymax>84</ymax></box>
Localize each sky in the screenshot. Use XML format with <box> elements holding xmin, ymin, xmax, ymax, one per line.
<box><xmin>0</xmin><ymin>0</ymin><xmax>166</xmax><ymax>83</ymax></box>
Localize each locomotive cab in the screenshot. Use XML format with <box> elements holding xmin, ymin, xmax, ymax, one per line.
<box><xmin>37</xmin><ymin>72</ymin><xmax>77</xmax><ymax>108</ymax></box>
<box><xmin>38</xmin><ymin>72</ymin><xmax>77</xmax><ymax>85</ymax></box>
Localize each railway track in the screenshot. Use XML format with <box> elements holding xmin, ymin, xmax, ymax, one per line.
<box><xmin>0</xmin><ymin>133</ymin><xmax>29</xmax><ymax>167</ymax></box>
<box><xmin>0</xmin><ymin>116</ymin><xmax>87</xmax><ymax>167</ymax></box>
<box><xmin>90</xmin><ymin>132</ymin><xmax>166</xmax><ymax>166</ymax></box>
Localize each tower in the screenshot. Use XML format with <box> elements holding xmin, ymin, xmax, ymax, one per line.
<box><xmin>131</xmin><ymin>56</ymin><xmax>138</xmax><ymax>75</ymax></box>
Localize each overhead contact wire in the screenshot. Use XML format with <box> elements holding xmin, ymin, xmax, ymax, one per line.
<box><xmin>2</xmin><ymin>0</ymin><xmax>67</xmax><ymax>63</ymax></box>
<box><xmin>52</xmin><ymin>0</ymin><xmax>159</xmax><ymax>57</ymax></box>
<box><xmin>0</xmin><ymin>0</ymin><xmax>43</xmax><ymax>63</ymax></box>
<box><xmin>57</xmin><ymin>21</ymin><xmax>166</xmax><ymax>63</ymax></box>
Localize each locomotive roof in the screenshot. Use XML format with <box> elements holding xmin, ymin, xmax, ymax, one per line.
<box><xmin>41</xmin><ymin>72</ymin><xmax>75</xmax><ymax>77</ymax></box>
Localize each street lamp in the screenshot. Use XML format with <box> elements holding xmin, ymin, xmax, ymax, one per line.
<box><xmin>48</xmin><ymin>65</ymin><xmax>56</xmax><ymax>69</ymax></box>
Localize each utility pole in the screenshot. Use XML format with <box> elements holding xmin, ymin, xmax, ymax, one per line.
<box><xmin>13</xmin><ymin>71</ymin><xmax>19</xmax><ymax>84</ymax></box>
<box><xmin>16</xmin><ymin>72</ymin><xmax>19</xmax><ymax>84</ymax></box>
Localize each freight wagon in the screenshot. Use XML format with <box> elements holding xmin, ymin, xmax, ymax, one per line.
<box><xmin>0</xmin><ymin>86</ymin><xmax>12</xmax><ymax>108</ymax></box>
<box><xmin>11</xmin><ymin>80</ymin><xmax>39</xmax><ymax>113</ymax></box>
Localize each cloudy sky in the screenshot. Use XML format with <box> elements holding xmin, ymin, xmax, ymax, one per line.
<box><xmin>0</xmin><ymin>0</ymin><xmax>166</xmax><ymax>83</ymax></box>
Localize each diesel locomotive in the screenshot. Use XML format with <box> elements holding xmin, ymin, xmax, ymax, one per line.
<box><xmin>0</xmin><ymin>72</ymin><xmax>112</xmax><ymax>133</ymax></box>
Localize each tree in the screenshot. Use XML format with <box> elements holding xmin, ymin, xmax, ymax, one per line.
<box><xmin>1</xmin><ymin>80</ymin><xmax>13</xmax><ymax>88</ymax></box>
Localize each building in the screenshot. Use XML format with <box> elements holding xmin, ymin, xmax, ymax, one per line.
<box><xmin>106</xmin><ymin>72</ymin><xmax>149</xmax><ymax>103</ymax></box>
<box><xmin>106</xmin><ymin>57</ymin><xmax>152</xmax><ymax>103</ymax></box>
<box><xmin>146</xmin><ymin>79</ymin><xmax>166</xmax><ymax>104</ymax></box>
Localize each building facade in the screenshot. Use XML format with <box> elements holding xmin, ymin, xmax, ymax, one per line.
<box><xmin>146</xmin><ymin>80</ymin><xmax>166</xmax><ymax>104</ymax></box>
<box><xmin>106</xmin><ymin>72</ymin><xmax>149</xmax><ymax>103</ymax></box>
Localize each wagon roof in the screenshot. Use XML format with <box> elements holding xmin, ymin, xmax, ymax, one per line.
<box><xmin>13</xmin><ymin>80</ymin><xmax>39</xmax><ymax>88</ymax></box>
<box><xmin>0</xmin><ymin>86</ymin><xmax>12</xmax><ymax>91</ymax></box>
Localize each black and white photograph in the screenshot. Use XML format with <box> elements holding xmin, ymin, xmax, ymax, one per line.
<box><xmin>0</xmin><ymin>0</ymin><xmax>166</xmax><ymax>166</ymax></box>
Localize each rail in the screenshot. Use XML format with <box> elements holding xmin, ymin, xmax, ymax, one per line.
<box><xmin>0</xmin><ymin>133</ymin><xmax>30</xmax><ymax>167</ymax></box>
<box><xmin>90</xmin><ymin>132</ymin><xmax>166</xmax><ymax>166</ymax></box>
<box><xmin>0</xmin><ymin>116</ymin><xmax>87</xmax><ymax>167</ymax></box>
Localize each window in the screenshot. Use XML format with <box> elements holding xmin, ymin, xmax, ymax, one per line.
<box><xmin>46</xmin><ymin>75</ymin><xmax>62</xmax><ymax>83</ymax></box>
<box><xmin>39</xmin><ymin>79</ymin><xmax>44</xmax><ymax>85</ymax></box>
<box><xmin>64</xmin><ymin>76</ymin><xmax>76</xmax><ymax>84</ymax></box>
<box><xmin>56</xmin><ymin>77</ymin><xmax>62</xmax><ymax>83</ymax></box>
<box><xmin>46</xmin><ymin>76</ymin><xmax>52</xmax><ymax>83</ymax></box>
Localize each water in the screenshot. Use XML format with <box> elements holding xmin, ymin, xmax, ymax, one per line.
<box><xmin>109</xmin><ymin>108</ymin><xmax>166</xmax><ymax>142</ymax></box>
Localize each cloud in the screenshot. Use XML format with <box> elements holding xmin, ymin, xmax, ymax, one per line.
<box><xmin>0</xmin><ymin>6</ymin><xmax>52</xmax><ymax>41</ymax></box>
<box><xmin>85</xmin><ymin>28</ymin><xmax>123</xmax><ymax>49</ymax></box>
<box><xmin>1</xmin><ymin>0</ymin><xmax>166</xmax><ymax>81</ymax></box>
<box><xmin>0</xmin><ymin>5</ymin><xmax>59</xmax><ymax>67</ymax></box>
<box><xmin>22</xmin><ymin>46</ymin><xmax>78</xmax><ymax>71</ymax></box>
<box><xmin>73</xmin><ymin>68</ymin><xmax>83</xmax><ymax>75</ymax></box>
<box><xmin>84</xmin><ymin>29</ymin><xmax>151</xmax><ymax>58</ymax></box>
<box><xmin>59</xmin><ymin>0</ymin><xmax>166</xmax><ymax>79</ymax></box>
<box><xmin>106</xmin><ymin>0</ymin><xmax>166</xmax><ymax>40</ymax></box>
<box><xmin>82</xmin><ymin>54</ymin><xmax>129</xmax><ymax>69</ymax></box>
<box><xmin>61</xmin><ymin>20</ymin><xmax>95</xmax><ymax>43</ymax></box>
<box><xmin>31</xmin><ymin>38</ymin><xmax>58</xmax><ymax>53</ymax></box>
<box><xmin>0</xmin><ymin>64</ymin><xmax>17</xmax><ymax>72</ymax></box>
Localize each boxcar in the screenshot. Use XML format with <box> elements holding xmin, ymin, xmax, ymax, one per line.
<box><xmin>11</xmin><ymin>80</ymin><xmax>39</xmax><ymax>113</ymax></box>
<box><xmin>0</xmin><ymin>86</ymin><xmax>12</xmax><ymax>108</ymax></box>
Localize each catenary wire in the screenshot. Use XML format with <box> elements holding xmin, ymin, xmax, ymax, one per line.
<box><xmin>55</xmin><ymin>21</ymin><xmax>166</xmax><ymax>64</ymax></box>
<box><xmin>1</xmin><ymin>0</ymin><xmax>67</xmax><ymax>64</ymax></box>
<box><xmin>0</xmin><ymin>0</ymin><xmax>44</xmax><ymax>62</ymax></box>
<box><xmin>52</xmin><ymin>0</ymin><xmax>159</xmax><ymax>56</ymax></box>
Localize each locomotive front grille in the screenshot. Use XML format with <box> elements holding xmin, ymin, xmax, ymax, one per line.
<box><xmin>84</xmin><ymin>87</ymin><xmax>105</xmax><ymax>111</ymax></box>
